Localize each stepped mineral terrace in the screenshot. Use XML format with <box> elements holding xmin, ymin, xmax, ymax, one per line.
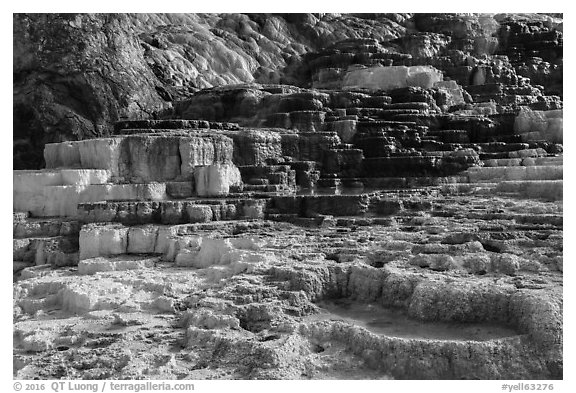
<box><xmin>13</xmin><ymin>13</ymin><xmax>562</xmax><ymax>380</ymax></box>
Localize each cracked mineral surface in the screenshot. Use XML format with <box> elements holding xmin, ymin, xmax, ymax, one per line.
<box><xmin>13</xmin><ymin>197</ymin><xmax>563</xmax><ymax>379</ymax></box>
<box><xmin>13</xmin><ymin>12</ymin><xmax>562</xmax><ymax>380</ymax></box>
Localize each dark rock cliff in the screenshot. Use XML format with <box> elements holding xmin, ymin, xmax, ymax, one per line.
<box><xmin>13</xmin><ymin>13</ymin><xmax>562</xmax><ymax>169</ymax></box>
<box><xmin>14</xmin><ymin>14</ymin><xmax>169</xmax><ymax>168</ymax></box>
<box><xmin>13</xmin><ymin>13</ymin><xmax>411</xmax><ymax>169</ymax></box>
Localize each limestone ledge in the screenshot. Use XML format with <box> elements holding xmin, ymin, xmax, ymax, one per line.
<box><xmin>14</xmin><ymin>169</ymin><xmax>110</xmax><ymax>192</ymax></box>
<box><xmin>343</xmin><ymin>65</ymin><xmax>443</xmax><ymax>92</ymax></box>
<box><xmin>14</xmin><ymin>180</ymin><xmax>167</xmax><ymax>218</ymax></box>
<box><xmin>15</xmin><ymin>163</ymin><xmax>248</xmax><ymax>217</ymax></box>
<box><xmin>482</xmin><ymin>156</ymin><xmax>562</xmax><ymax>167</ymax></box>
<box><xmin>78</xmin><ymin>256</ymin><xmax>158</xmax><ymax>275</ymax></box>
<box><xmin>77</xmin><ymin>199</ymin><xmax>268</xmax><ymax>225</ymax></box>
<box><xmin>13</xmin><ymin>236</ymin><xmax>78</xmax><ymax>268</ymax></box>
<box><xmin>194</xmin><ymin>164</ymin><xmax>242</xmax><ymax>197</ymax></box>
<box><xmin>514</xmin><ymin>107</ymin><xmax>562</xmax><ymax>144</ymax></box>
<box><xmin>78</xmin><ymin>223</ymin><xmax>275</xmax><ymax>274</ymax></box>
<box><xmin>494</xmin><ymin>180</ymin><xmax>563</xmax><ymax>201</ymax></box>
<box><xmin>466</xmin><ymin>165</ymin><xmax>563</xmax><ymax>182</ymax></box>
<box><xmin>14</xmin><ymin>218</ymin><xmax>80</xmax><ymax>239</ymax></box>
<box><xmin>44</xmin><ymin>134</ymin><xmax>234</xmax><ymax>182</ymax></box>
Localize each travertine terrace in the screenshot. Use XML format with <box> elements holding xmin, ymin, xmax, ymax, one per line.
<box><xmin>13</xmin><ymin>13</ymin><xmax>563</xmax><ymax>380</ymax></box>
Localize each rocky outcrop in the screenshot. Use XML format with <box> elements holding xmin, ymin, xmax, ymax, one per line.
<box><xmin>13</xmin><ymin>14</ymin><xmax>170</xmax><ymax>169</ymax></box>
<box><xmin>14</xmin><ymin>208</ymin><xmax>563</xmax><ymax>378</ymax></box>
<box><xmin>16</xmin><ymin>13</ymin><xmax>563</xmax><ymax>170</ymax></box>
<box><xmin>343</xmin><ymin>65</ymin><xmax>443</xmax><ymax>91</ymax></box>
<box><xmin>514</xmin><ymin>107</ymin><xmax>563</xmax><ymax>143</ymax></box>
<box><xmin>77</xmin><ymin>199</ymin><xmax>267</xmax><ymax>225</ymax></box>
<box><xmin>13</xmin><ymin>12</ymin><xmax>563</xmax><ymax>381</ymax></box>
<box><xmin>44</xmin><ymin>134</ymin><xmax>234</xmax><ymax>181</ymax></box>
<box><xmin>14</xmin><ymin>13</ymin><xmax>410</xmax><ymax>170</ymax></box>
<box><xmin>15</xmin><ymin>131</ymin><xmax>245</xmax><ymax>217</ymax></box>
<box><xmin>194</xmin><ymin>164</ymin><xmax>242</xmax><ymax>197</ymax></box>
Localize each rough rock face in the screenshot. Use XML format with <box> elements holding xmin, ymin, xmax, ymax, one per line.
<box><xmin>514</xmin><ymin>107</ymin><xmax>563</xmax><ymax>143</ymax></box>
<box><xmin>44</xmin><ymin>134</ymin><xmax>234</xmax><ymax>181</ymax></box>
<box><xmin>13</xmin><ymin>12</ymin><xmax>563</xmax><ymax>381</ymax></box>
<box><xmin>194</xmin><ymin>164</ymin><xmax>243</xmax><ymax>197</ymax></box>
<box><xmin>13</xmin><ymin>14</ymin><xmax>170</xmax><ymax>169</ymax></box>
<box><xmin>342</xmin><ymin>65</ymin><xmax>444</xmax><ymax>91</ymax></box>
<box><xmin>14</xmin><ymin>206</ymin><xmax>563</xmax><ymax>379</ymax></box>
<box><xmin>14</xmin><ymin>13</ymin><xmax>410</xmax><ymax>169</ymax></box>
<box><xmin>226</xmin><ymin>129</ymin><xmax>283</xmax><ymax>166</ymax></box>
<box><xmin>14</xmin><ymin>13</ymin><xmax>563</xmax><ymax>169</ymax></box>
<box><xmin>15</xmin><ymin>131</ymin><xmax>242</xmax><ymax>217</ymax></box>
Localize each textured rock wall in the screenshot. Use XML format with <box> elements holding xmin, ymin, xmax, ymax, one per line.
<box><xmin>14</xmin><ymin>13</ymin><xmax>563</xmax><ymax>170</ymax></box>
<box><xmin>342</xmin><ymin>65</ymin><xmax>443</xmax><ymax>91</ymax></box>
<box><xmin>13</xmin><ymin>169</ymin><xmax>168</xmax><ymax>217</ymax></box>
<box><xmin>13</xmin><ymin>14</ymin><xmax>169</xmax><ymax>169</ymax></box>
<box><xmin>514</xmin><ymin>108</ymin><xmax>563</xmax><ymax>144</ymax></box>
<box><xmin>14</xmin><ymin>13</ymin><xmax>410</xmax><ymax>169</ymax></box>
<box><xmin>194</xmin><ymin>164</ymin><xmax>243</xmax><ymax>197</ymax></box>
<box><xmin>225</xmin><ymin>129</ymin><xmax>283</xmax><ymax>166</ymax></box>
<box><xmin>45</xmin><ymin>134</ymin><xmax>234</xmax><ymax>182</ymax></box>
